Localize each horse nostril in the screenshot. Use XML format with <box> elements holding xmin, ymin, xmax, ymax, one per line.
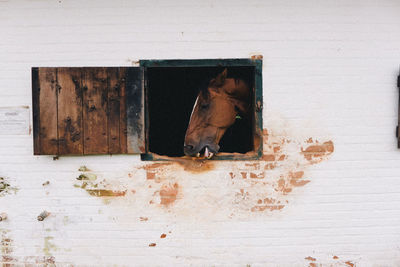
<box><xmin>184</xmin><ymin>145</ymin><xmax>194</xmax><ymax>151</ymax></box>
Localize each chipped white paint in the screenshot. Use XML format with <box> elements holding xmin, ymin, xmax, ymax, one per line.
<box><xmin>0</xmin><ymin>106</ymin><xmax>30</xmax><ymax>135</ymax></box>
<box><xmin>1</xmin><ymin>0</ymin><xmax>400</xmax><ymax>266</ymax></box>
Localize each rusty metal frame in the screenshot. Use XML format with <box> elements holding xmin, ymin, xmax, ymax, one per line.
<box><xmin>140</xmin><ymin>58</ymin><xmax>263</xmax><ymax>161</ymax></box>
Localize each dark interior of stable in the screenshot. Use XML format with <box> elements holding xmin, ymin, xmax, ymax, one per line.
<box><xmin>147</xmin><ymin>66</ymin><xmax>255</xmax><ymax>157</ymax></box>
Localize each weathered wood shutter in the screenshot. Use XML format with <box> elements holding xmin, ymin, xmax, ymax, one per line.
<box><xmin>32</xmin><ymin>67</ymin><xmax>145</xmax><ymax>155</ymax></box>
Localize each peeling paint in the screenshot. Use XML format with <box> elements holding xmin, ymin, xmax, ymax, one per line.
<box><xmin>159</xmin><ymin>183</ymin><xmax>179</xmax><ymax>206</ymax></box>
<box><xmin>43</xmin><ymin>236</ymin><xmax>57</xmax><ymax>256</ymax></box>
<box><xmin>1</xmin><ymin>229</ymin><xmax>14</xmax><ymax>265</ymax></box>
<box><xmin>74</xmin><ymin>127</ymin><xmax>334</xmax><ymax>220</ymax></box>
<box><xmin>78</xmin><ymin>165</ymin><xmax>90</xmax><ymax>172</ymax></box>
<box><xmin>302</xmin><ymin>140</ymin><xmax>334</xmax><ymax>164</ymax></box>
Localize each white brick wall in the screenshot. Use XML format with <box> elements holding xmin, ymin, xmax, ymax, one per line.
<box><xmin>1</xmin><ymin>0</ymin><xmax>400</xmax><ymax>266</ymax></box>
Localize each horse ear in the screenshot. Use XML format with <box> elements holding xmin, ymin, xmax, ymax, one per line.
<box><xmin>214</xmin><ymin>68</ymin><xmax>227</xmax><ymax>86</ymax></box>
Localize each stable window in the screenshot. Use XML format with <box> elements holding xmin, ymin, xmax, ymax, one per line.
<box><xmin>32</xmin><ymin>59</ymin><xmax>262</xmax><ymax>160</ymax></box>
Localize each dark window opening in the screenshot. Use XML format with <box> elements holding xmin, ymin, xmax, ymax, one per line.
<box><xmin>147</xmin><ymin>66</ymin><xmax>255</xmax><ymax>157</ymax></box>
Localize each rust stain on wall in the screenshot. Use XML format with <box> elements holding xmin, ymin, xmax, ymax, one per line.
<box><xmin>75</xmin><ymin>124</ymin><xmax>334</xmax><ymax>218</ymax></box>
<box><xmin>304</xmin><ymin>255</ymin><xmax>357</xmax><ymax>267</ymax></box>
<box><xmin>159</xmin><ymin>183</ymin><xmax>179</xmax><ymax>206</ymax></box>
<box><xmin>174</xmin><ymin>158</ymin><xmax>214</xmax><ymax>173</ymax></box>
<box><xmin>302</xmin><ymin>140</ymin><xmax>334</xmax><ymax>164</ymax></box>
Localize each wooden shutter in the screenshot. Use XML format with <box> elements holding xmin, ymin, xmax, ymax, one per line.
<box><xmin>32</xmin><ymin>67</ymin><xmax>145</xmax><ymax>155</ymax></box>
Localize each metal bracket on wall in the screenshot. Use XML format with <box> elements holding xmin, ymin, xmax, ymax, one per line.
<box><xmin>397</xmin><ymin>72</ymin><xmax>400</xmax><ymax>147</ymax></box>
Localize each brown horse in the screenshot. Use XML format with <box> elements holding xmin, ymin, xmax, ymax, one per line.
<box><xmin>184</xmin><ymin>69</ymin><xmax>251</xmax><ymax>158</ymax></box>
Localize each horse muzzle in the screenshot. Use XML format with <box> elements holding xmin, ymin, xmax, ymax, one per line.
<box><xmin>183</xmin><ymin>143</ymin><xmax>219</xmax><ymax>159</ymax></box>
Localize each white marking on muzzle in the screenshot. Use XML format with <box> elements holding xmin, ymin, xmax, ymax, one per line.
<box><xmin>185</xmin><ymin>96</ymin><xmax>199</xmax><ymax>140</ymax></box>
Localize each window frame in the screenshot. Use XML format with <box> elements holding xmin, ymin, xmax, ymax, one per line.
<box><xmin>139</xmin><ymin>58</ymin><xmax>263</xmax><ymax>161</ymax></box>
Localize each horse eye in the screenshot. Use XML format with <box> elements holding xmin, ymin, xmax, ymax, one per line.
<box><xmin>200</xmin><ymin>103</ymin><xmax>209</xmax><ymax>109</ymax></box>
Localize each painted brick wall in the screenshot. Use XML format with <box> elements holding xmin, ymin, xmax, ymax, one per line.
<box><xmin>1</xmin><ymin>0</ymin><xmax>400</xmax><ymax>266</ymax></box>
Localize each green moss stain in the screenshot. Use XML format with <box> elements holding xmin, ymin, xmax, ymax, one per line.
<box><xmin>78</xmin><ymin>166</ymin><xmax>90</xmax><ymax>172</ymax></box>
<box><xmin>86</xmin><ymin>189</ymin><xmax>127</xmax><ymax>197</ymax></box>
<box><xmin>1</xmin><ymin>229</ymin><xmax>13</xmax><ymax>263</ymax></box>
<box><xmin>0</xmin><ymin>177</ymin><xmax>18</xmax><ymax>197</ymax></box>
<box><xmin>76</xmin><ymin>173</ymin><xmax>97</xmax><ymax>181</ymax></box>
<box><xmin>43</xmin><ymin>236</ymin><xmax>57</xmax><ymax>257</ymax></box>
<box><xmin>74</xmin><ymin>173</ymin><xmax>126</xmax><ymax>198</ymax></box>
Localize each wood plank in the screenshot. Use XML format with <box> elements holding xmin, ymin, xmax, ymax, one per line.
<box><xmin>57</xmin><ymin>67</ymin><xmax>83</xmax><ymax>155</ymax></box>
<box><xmin>119</xmin><ymin>68</ymin><xmax>128</xmax><ymax>154</ymax></box>
<box><xmin>107</xmin><ymin>67</ymin><xmax>121</xmax><ymax>154</ymax></box>
<box><xmin>35</xmin><ymin>68</ymin><xmax>58</xmax><ymax>155</ymax></box>
<box><xmin>126</xmin><ymin>67</ymin><xmax>145</xmax><ymax>153</ymax></box>
<box><xmin>83</xmin><ymin>67</ymin><xmax>108</xmax><ymax>154</ymax></box>
<box><xmin>32</xmin><ymin>68</ymin><xmax>41</xmax><ymax>155</ymax></box>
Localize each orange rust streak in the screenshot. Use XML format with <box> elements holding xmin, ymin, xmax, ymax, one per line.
<box><xmin>264</xmin><ymin>163</ymin><xmax>277</xmax><ymax>170</ymax></box>
<box><xmin>245</xmin><ymin>162</ymin><xmax>259</xmax><ymax>168</ymax></box>
<box><xmin>86</xmin><ymin>189</ymin><xmax>127</xmax><ymax>197</ymax></box>
<box><xmin>160</xmin><ymin>234</ymin><xmax>167</xmax><ymax>238</ymax></box>
<box><xmin>333</xmin><ymin>256</ymin><xmax>339</xmax><ymax>259</ymax></box>
<box><xmin>305</xmin><ymin>256</ymin><xmax>316</xmax><ymax>261</ymax></box>
<box><xmin>262</xmin><ymin>154</ymin><xmax>275</xmax><ymax>161</ymax></box>
<box><xmin>345</xmin><ymin>261</ymin><xmax>355</xmax><ymax>267</ymax></box>
<box><xmin>251</xmin><ymin>205</ymin><xmax>284</xmax><ymax>212</ymax></box>
<box><xmin>141</xmin><ymin>163</ymin><xmax>171</xmax><ymax>170</ymax></box>
<box><xmin>290</xmin><ymin>179</ymin><xmax>310</xmax><ymax>187</ymax></box>
<box><xmin>289</xmin><ymin>171</ymin><xmax>304</xmax><ymax>179</ymax></box>
<box><xmin>302</xmin><ymin>141</ymin><xmax>334</xmax><ymax>162</ymax></box>
<box><xmin>146</xmin><ymin>171</ymin><xmax>156</xmax><ymax>180</ymax></box>
<box><xmin>174</xmin><ymin>158</ymin><xmax>214</xmax><ymax>173</ymax></box>
<box><xmin>263</xmin><ymin>198</ymin><xmax>275</xmax><ymax>204</ymax></box>
<box><xmin>160</xmin><ymin>183</ymin><xmax>179</xmax><ymax>206</ymax></box>
<box><xmin>250</xmin><ymin>172</ymin><xmax>265</xmax><ymax>179</ymax></box>
<box><xmin>149</xmin><ymin>243</ymin><xmax>156</xmax><ymax>247</ymax></box>
<box><xmin>288</xmin><ymin>171</ymin><xmax>310</xmax><ymax>187</ymax></box>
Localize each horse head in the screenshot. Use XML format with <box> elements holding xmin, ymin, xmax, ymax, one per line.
<box><xmin>184</xmin><ymin>69</ymin><xmax>250</xmax><ymax>158</ymax></box>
